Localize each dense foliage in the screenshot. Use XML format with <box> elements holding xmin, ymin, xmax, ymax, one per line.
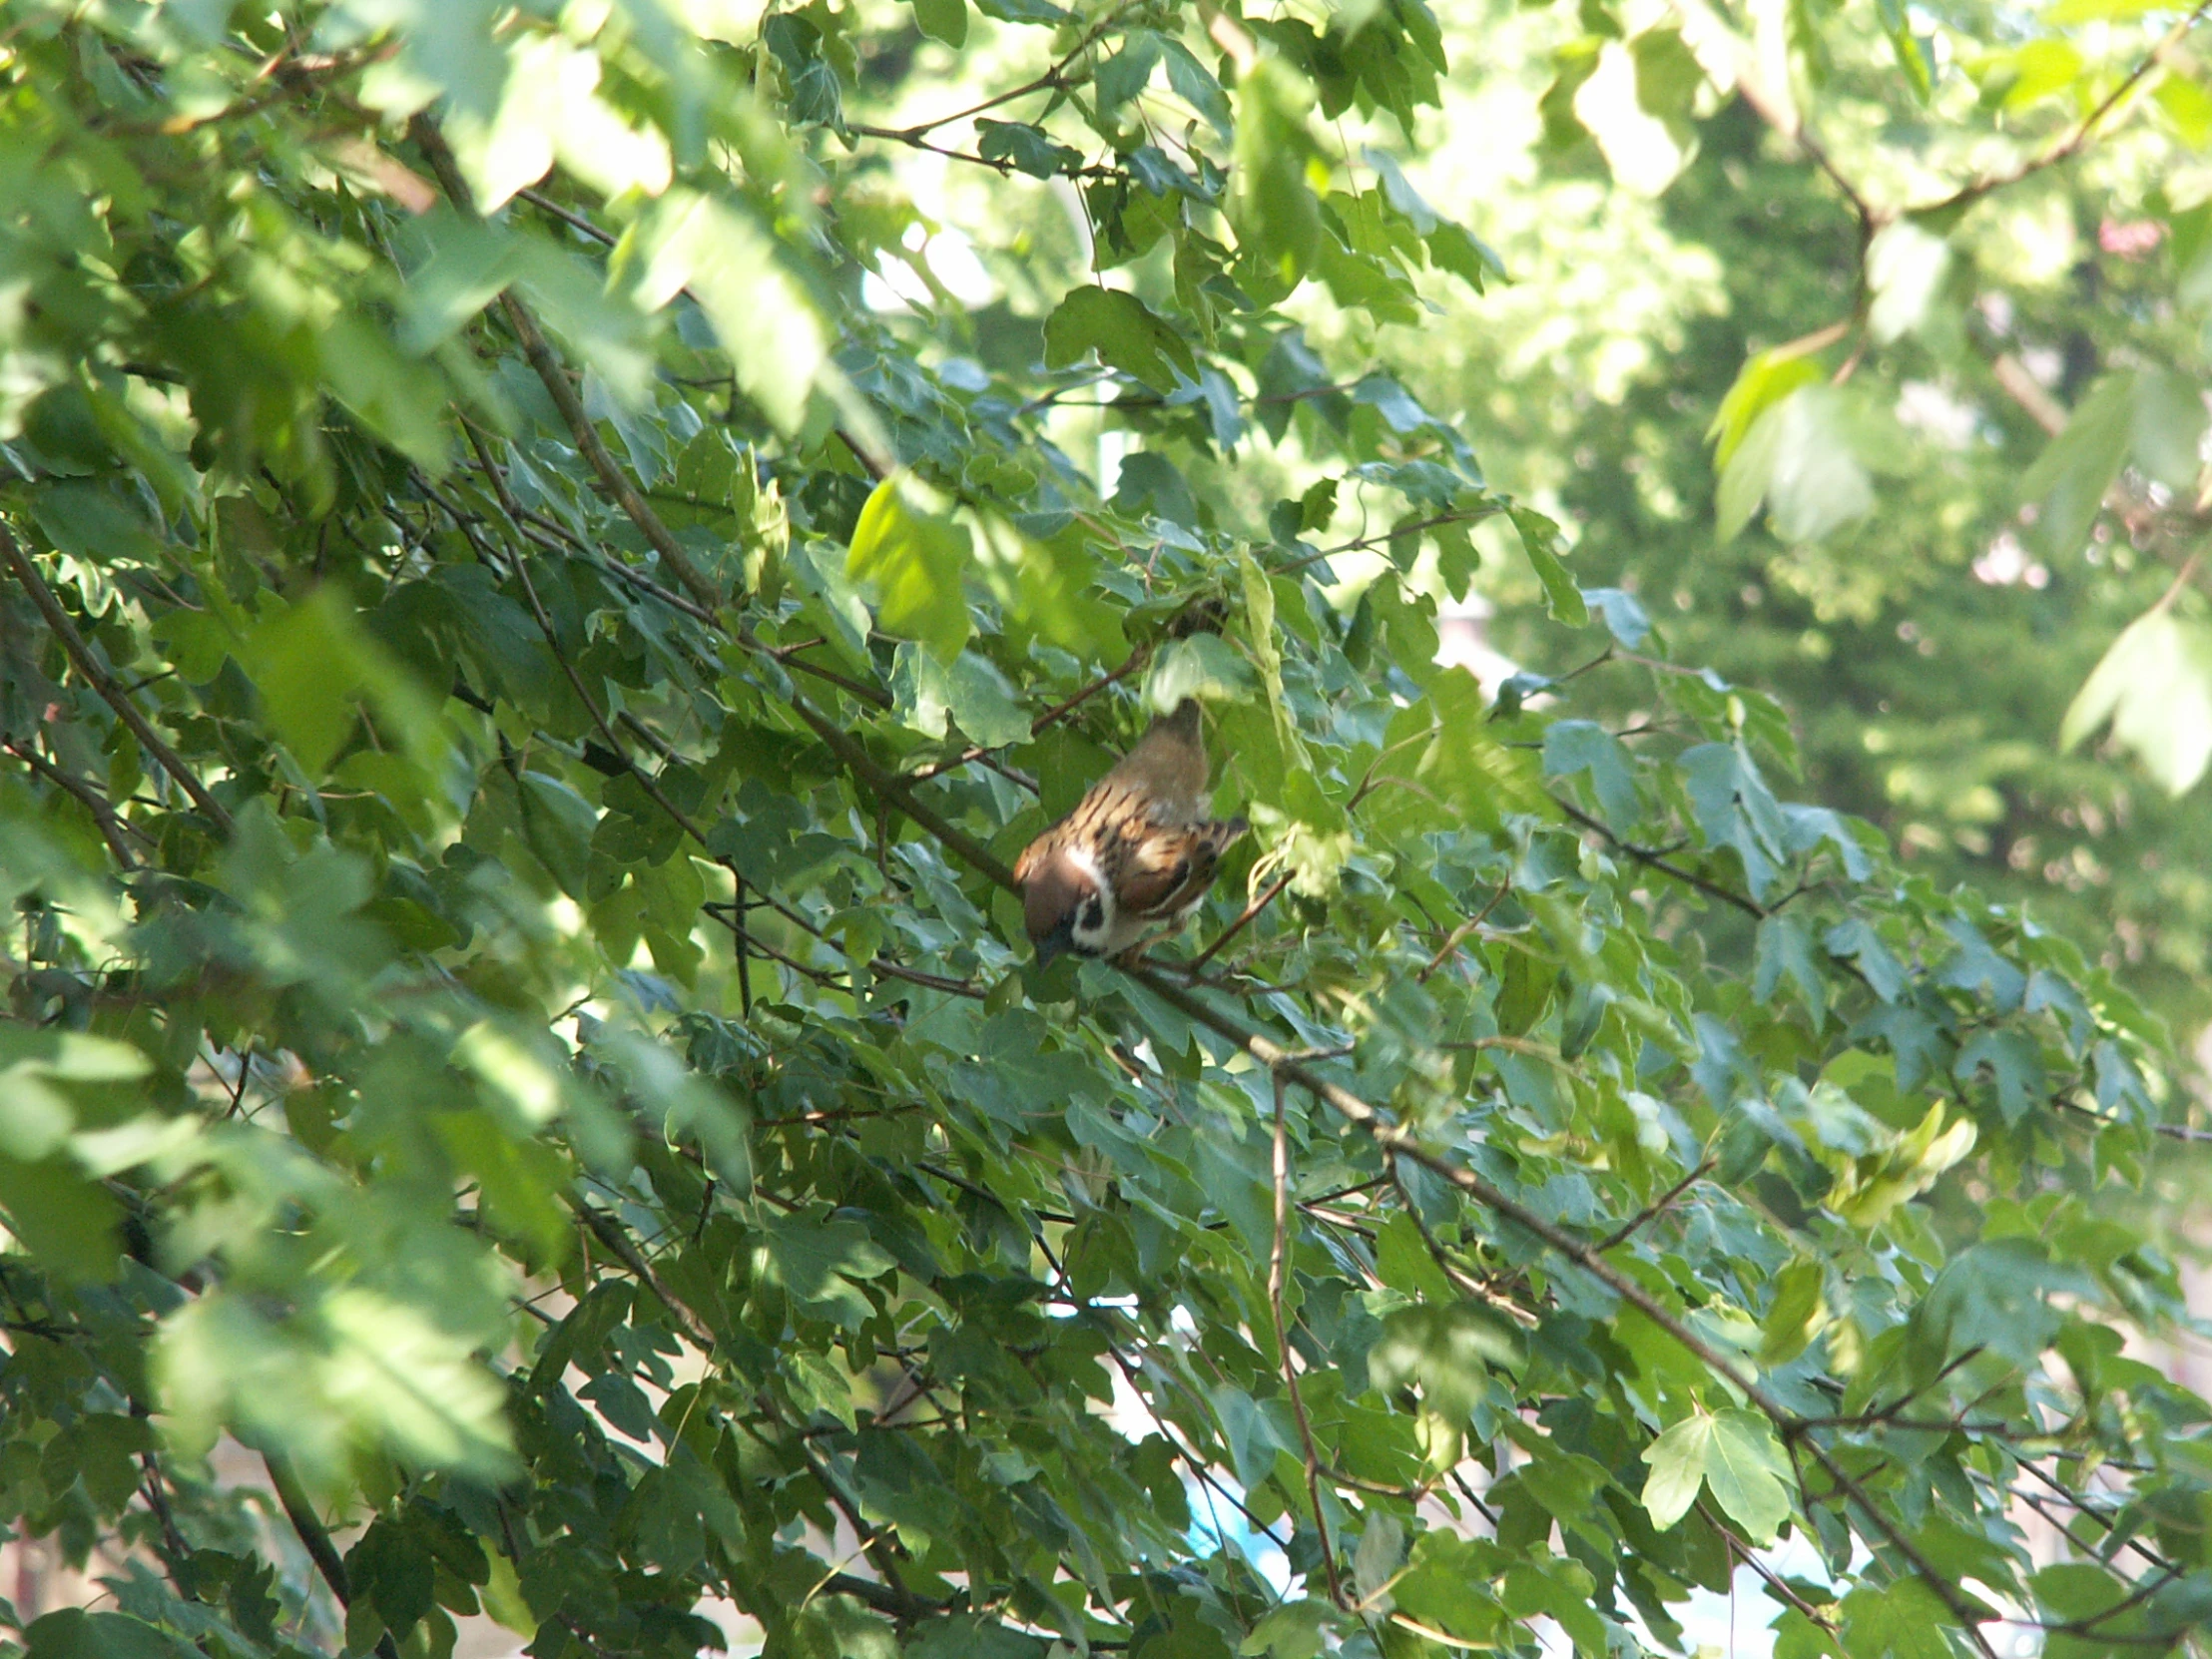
<box><xmin>1</xmin><ymin>1</ymin><xmax>2210</xmax><ymax>1658</ymax></box>
<box><xmin>1380</xmin><ymin>0</ymin><xmax>2212</xmax><ymax>1035</ymax></box>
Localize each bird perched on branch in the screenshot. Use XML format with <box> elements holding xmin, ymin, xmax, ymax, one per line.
<box><xmin>1015</xmin><ymin>698</ymin><xmax>1248</xmax><ymax>965</ymax></box>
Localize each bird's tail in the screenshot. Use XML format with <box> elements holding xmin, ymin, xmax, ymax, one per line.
<box><xmin>1190</xmin><ymin>816</ymin><xmax>1248</xmax><ymax>866</ymax></box>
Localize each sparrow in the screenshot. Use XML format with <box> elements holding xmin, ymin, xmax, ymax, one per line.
<box><xmin>1015</xmin><ymin>698</ymin><xmax>1248</xmax><ymax>965</ymax></box>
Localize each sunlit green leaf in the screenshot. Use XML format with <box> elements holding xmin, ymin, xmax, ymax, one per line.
<box><xmin>2061</xmin><ymin>608</ymin><xmax>2212</xmax><ymax>795</ymax></box>
<box><xmin>846</xmin><ymin>474</ymin><xmax>974</xmax><ymax>660</ymax></box>
<box><xmin>1042</xmin><ymin>285</ymin><xmax>1197</xmax><ymax>391</ymax></box>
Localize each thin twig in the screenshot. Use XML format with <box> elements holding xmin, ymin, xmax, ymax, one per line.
<box><xmin>787</xmin><ymin>694</ymin><xmax>1017</xmax><ymax>890</ymax></box>
<box><xmin>1273</xmin><ymin>507</ymin><xmax>1502</xmax><ymax>577</ymax></box>
<box><xmin>1186</xmin><ymin>873</ymin><xmax>1294</xmax><ymax>972</ymax></box>
<box><xmin>0</xmin><ymin>526</ymin><xmax>234</xmax><ymax>832</ymax></box>
<box><xmin>1030</xmin><ymin>649</ymin><xmax>1150</xmax><ymax>735</ymax></box>
<box><xmin>1664</xmin><ymin>0</ymin><xmax>1876</xmax><ymax>232</ymax></box>
<box><xmin>1597</xmin><ymin>1158</ymin><xmax>1716</xmax><ymax>1252</ymax></box>
<box><xmin>1269</xmin><ymin>1075</ymin><xmax>1344</xmax><ymax>1605</ymax></box>
<box><xmin>1416</xmin><ymin>879</ymin><xmax>1512</xmax><ymax>982</ymax></box>
<box><xmin>1553</xmin><ymin>795</ymin><xmax>1767</xmax><ymax>918</ymax></box>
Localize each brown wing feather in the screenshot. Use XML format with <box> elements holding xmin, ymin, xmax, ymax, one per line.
<box><xmin>1111</xmin><ymin>816</ymin><xmax>1247</xmax><ymax>920</ymax></box>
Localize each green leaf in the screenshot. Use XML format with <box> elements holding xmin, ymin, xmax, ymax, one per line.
<box><xmin>892</xmin><ymin>643</ymin><xmax>1031</xmax><ymax>746</ymax></box>
<box><xmin>2155</xmin><ymin>73</ymin><xmax>2212</xmax><ymax>147</ymax></box>
<box><xmin>24</xmin><ymin>1609</ymin><xmax>195</xmax><ymax>1659</ymax></box>
<box><xmin>1425</xmin><ymin>220</ymin><xmax>1508</xmax><ymax>291</ymax></box>
<box><xmin>1724</xmin><ymin>384</ymin><xmax>1874</xmax><ymax>544</ymax></box>
<box><xmin>1230</xmin><ymin>59</ymin><xmax>1323</xmax><ymax>291</ymax></box>
<box><xmin>1823</xmin><ymin>1102</ymin><xmax>1977</xmax><ymax>1229</ymax></box>
<box><xmin>908</xmin><ymin>0</ymin><xmax>967</xmax><ymax>46</ymax></box>
<box><xmin>1500</xmin><ymin>1559</ymin><xmax>1609</xmax><ymax>1657</ymax></box>
<box><xmin>846</xmin><ymin>474</ymin><xmax>974</xmax><ymax>661</ymax></box>
<box><xmin>1096</xmin><ymin>34</ymin><xmax>1162</xmax><ymax>112</ymax></box>
<box><xmin>2129</xmin><ymin>367</ymin><xmax>2208</xmax><ymax>488</ymax></box>
<box><xmin>1369</xmin><ymin>1304</ymin><xmax>1525</xmax><ymax>1429</ymax></box>
<box><xmin>1680</xmin><ymin>742</ymin><xmax>1790</xmax><ymax>899</ymax></box>
<box><xmin>518</xmin><ymin>772</ymin><xmax>598</xmax><ymax>899</ymax></box>
<box><xmin>973</xmin><ymin>517</ymin><xmax>1128</xmax><ymax>660</ymax></box>
<box><xmin>1990</xmin><ymin>38</ymin><xmax>2084</xmax><ymax>113</ymax></box>
<box><xmin>2060</xmin><ymin>608</ymin><xmax>2212</xmax><ymax>795</ymax></box>
<box><xmin>1351</xmin><ymin>1512</ymin><xmax>1404</xmax><ymax>1606</ymax></box>
<box><xmin>1374</xmin><ymin>1212</ymin><xmax>1456</xmax><ymax>1302</ymax></box>
<box><xmin>1240</xmin><ymin>550</ymin><xmax>1310</xmax><ymax>773</ymax></box>
<box><xmin>977</xmin><ymin>120</ymin><xmax>1083</xmax><ymax>179</ymax></box>
<box><xmin>1701</xmin><ymin>1408</ymin><xmax>1793</xmax><ymax>1541</ymax></box>
<box><xmin>1146</xmin><ymin>633</ymin><xmax>1257</xmax><ymax>707</ymax></box>
<box><xmin>1866</xmin><ymin>220</ymin><xmax>1951</xmax><ymax>343</ymax></box>
<box><xmin>1041</xmin><ymin>286</ymin><xmax>1196</xmax><ymax>391</ymax></box>
<box><xmin>1160</xmin><ymin>37</ymin><xmax>1233</xmax><ymax>138</ymax></box>
<box><xmin>1839</xmin><ymin>1580</ymin><xmax>1958</xmax><ymax>1659</ymax></box>
<box><xmin>1877</xmin><ymin>0</ymin><xmax>1936</xmax><ymax>101</ymax></box>
<box><xmin>762</xmin><ymin>1211</ymin><xmax>894</xmax><ymax>1328</ymax></box>
<box><xmin>1754</xmin><ymin>911</ymin><xmax>1828</xmax><ymax>1024</ymax></box>
<box><xmin>972</xmin><ymin>0</ymin><xmax>1068</xmax><ymax>23</ymax></box>
<box><xmin>1639</xmin><ymin>1408</ymin><xmax>1791</xmax><ymax>1541</ymax></box>
<box><xmin>317</xmin><ymin>317</ymin><xmax>453</xmax><ymax>473</ymax></box>
<box><xmin>1509</xmin><ymin>506</ymin><xmax>1588</xmax><ymax>626</ymax></box>
<box><xmin>2030</xmin><ymin>1562</ymin><xmax>2126</xmax><ymax>1622</ymax></box>
<box><xmin>1241</xmin><ymin>1601</ymin><xmax>1329</xmax><ymax>1659</ymax></box>
<box><xmin>2022</xmin><ymin>373</ymin><xmax>2133</xmax><ymax>558</ymax></box>
<box><xmin>1955</xmin><ymin>1028</ymin><xmax>2045</xmax><ymax>1124</ymax></box>
<box><xmin>1758</xmin><ymin>1259</ymin><xmax>1828</xmax><ymax>1365</ymax></box>
<box><xmin>2045</xmin><ymin>0</ymin><xmax>2180</xmax><ymax>17</ymax></box>
<box><xmin>1710</xmin><ymin>347</ymin><xmax>1829</xmax><ymax>480</ymax></box>
<box><xmin>242</xmin><ymin>593</ymin><xmax>370</xmax><ymax>778</ymax></box>
<box><xmin>630</xmin><ymin>191</ymin><xmax>829</xmax><ymax>435</ymax></box>
<box><xmin>0</xmin><ymin>1155</ymin><xmax>123</xmax><ymax>1282</ymax></box>
<box><xmin>1637</xmin><ymin>1412</ymin><xmax>1709</xmax><ymax>1529</ymax></box>
<box><xmin>1544</xmin><ymin>720</ymin><xmax>1639</xmax><ymax>827</ymax></box>
<box><xmin>245</xmin><ymin>587</ymin><xmax>449</xmax><ymax>782</ymax></box>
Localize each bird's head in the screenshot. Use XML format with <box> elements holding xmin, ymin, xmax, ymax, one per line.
<box><xmin>1021</xmin><ymin>843</ymin><xmax>1112</xmax><ymax>965</ymax></box>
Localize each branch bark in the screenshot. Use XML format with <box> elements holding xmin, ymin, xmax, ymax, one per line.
<box><xmin>1</xmin><ymin>524</ymin><xmax>234</xmax><ymax>833</ymax></box>
<box><xmin>265</xmin><ymin>1450</ymin><xmax>402</xmax><ymax>1659</ymax></box>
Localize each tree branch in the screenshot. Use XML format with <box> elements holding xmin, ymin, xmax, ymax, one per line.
<box><xmin>786</xmin><ymin>693</ymin><xmax>1018</xmax><ymax>891</ymax></box>
<box><xmin>265</xmin><ymin>1450</ymin><xmax>402</xmax><ymax>1659</ymax></box>
<box><xmin>412</xmin><ymin>120</ymin><xmax>725</xmax><ymax>617</ymax></box>
<box><xmin>1919</xmin><ymin>0</ymin><xmax>2212</xmax><ymax>218</ymax></box>
<box><xmin>1552</xmin><ymin>795</ymin><xmax>1767</xmax><ymax>918</ymax></box>
<box><xmin>1664</xmin><ymin>0</ymin><xmax>1876</xmax><ymax>233</ymax></box>
<box><xmin>0</xmin><ymin>525</ymin><xmax>234</xmax><ymax>833</ymax></box>
<box><xmin>1122</xmin><ymin>965</ymin><xmax>2003</xmax><ymax>1659</ymax></box>
<box><xmin>1186</xmin><ymin>873</ymin><xmax>1294</xmax><ymax>972</ymax></box>
<box><xmin>2</xmin><ymin>740</ymin><xmax>147</xmax><ymax>867</ymax></box>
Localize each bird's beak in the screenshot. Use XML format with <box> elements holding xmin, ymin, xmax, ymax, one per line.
<box><xmin>1033</xmin><ymin>931</ymin><xmax>1068</xmax><ymax>966</ymax></box>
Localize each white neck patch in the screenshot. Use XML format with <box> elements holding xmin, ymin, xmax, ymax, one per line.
<box><xmin>1064</xmin><ymin>842</ymin><xmax>1116</xmax><ymax>952</ymax></box>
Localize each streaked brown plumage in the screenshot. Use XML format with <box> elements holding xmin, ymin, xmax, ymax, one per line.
<box><xmin>1014</xmin><ymin>699</ymin><xmax>1248</xmax><ymax>964</ymax></box>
